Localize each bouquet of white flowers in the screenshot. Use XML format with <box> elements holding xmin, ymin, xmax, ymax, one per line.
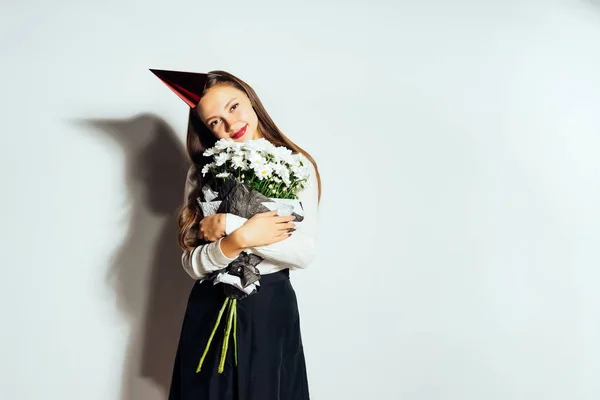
<box><xmin>194</xmin><ymin>138</ymin><xmax>311</xmax><ymax>374</ymax></box>
<box><xmin>197</xmin><ymin>138</ymin><xmax>311</xmax><ymax>297</ymax></box>
<box><xmin>202</xmin><ymin>138</ymin><xmax>310</xmax><ymax>196</ymax></box>
<box><xmin>199</xmin><ymin>137</ymin><xmax>310</xmax><ymax>229</ymax></box>
<box><xmin>197</xmin><ymin>139</ymin><xmax>310</xmax><ymax>299</ymax></box>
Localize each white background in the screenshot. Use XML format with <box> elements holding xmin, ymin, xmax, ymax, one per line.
<box><xmin>1</xmin><ymin>0</ymin><xmax>599</xmax><ymax>399</ymax></box>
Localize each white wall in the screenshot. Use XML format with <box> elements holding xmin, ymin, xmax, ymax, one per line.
<box><xmin>1</xmin><ymin>0</ymin><xmax>599</xmax><ymax>399</ymax></box>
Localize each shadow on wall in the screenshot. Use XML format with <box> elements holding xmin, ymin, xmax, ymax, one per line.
<box><xmin>584</xmin><ymin>0</ymin><xmax>600</xmax><ymax>13</ymax></box>
<box><xmin>79</xmin><ymin>114</ymin><xmax>193</xmax><ymax>400</ymax></box>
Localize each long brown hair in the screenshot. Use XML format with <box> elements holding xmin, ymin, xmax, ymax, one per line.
<box><xmin>177</xmin><ymin>70</ymin><xmax>322</xmax><ymax>251</ymax></box>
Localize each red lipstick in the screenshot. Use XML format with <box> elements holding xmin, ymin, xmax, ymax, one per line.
<box><xmin>231</xmin><ymin>125</ymin><xmax>247</xmax><ymax>139</ymax></box>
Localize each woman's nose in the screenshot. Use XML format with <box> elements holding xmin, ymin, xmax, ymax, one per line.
<box><xmin>223</xmin><ymin>118</ymin><xmax>237</xmax><ymax>132</ymax></box>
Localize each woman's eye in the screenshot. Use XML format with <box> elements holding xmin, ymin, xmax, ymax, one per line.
<box><xmin>210</xmin><ymin>120</ymin><xmax>219</xmax><ymax>127</ymax></box>
<box><xmin>230</xmin><ymin>103</ymin><xmax>239</xmax><ymax>112</ymax></box>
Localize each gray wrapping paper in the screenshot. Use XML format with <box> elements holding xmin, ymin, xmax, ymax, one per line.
<box><xmin>198</xmin><ymin>176</ymin><xmax>303</xmax><ymax>300</ymax></box>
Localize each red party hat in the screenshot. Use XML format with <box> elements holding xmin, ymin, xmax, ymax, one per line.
<box><xmin>150</xmin><ymin>69</ymin><xmax>209</xmax><ymax>107</ymax></box>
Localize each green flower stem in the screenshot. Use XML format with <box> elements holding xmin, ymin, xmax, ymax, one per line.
<box><xmin>196</xmin><ymin>297</ymin><xmax>230</xmax><ymax>373</ymax></box>
<box><xmin>218</xmin><ymin>299</ymin><xmax>237</xmax><ymax>373</ymax></box>
<box><xmin>233</xmin><ymin>303</ymin><xmax>238</xmax><ymax>367</ymax></box>
<box><xmin>207</xmin><ymin>169</ymin><xmax>301</xmax><ymax>199</ymax></box>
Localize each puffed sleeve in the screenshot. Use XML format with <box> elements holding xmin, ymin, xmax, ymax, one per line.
<box><xmin>180</xmin><ymin>166</ymin><xmax>237</xmax><ymax>280</ymax></box>
<box><xmin>246</xmin><ymin>159</ymin><xmax>320</xmax><ymax>269</ymax></box>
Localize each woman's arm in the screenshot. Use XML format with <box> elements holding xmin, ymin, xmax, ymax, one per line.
<box><xmin>181</xmin><ymin>236</ymin><xmax>241</xmax><ymax>280</ymax></box>
<box><xmin>244</xmin><ymin>160</ymin><xmax>320</xmax><ymax>269</ymax></box>
<box><xmin>187</xmin><ymin>158</ymin><xmax>320</xmax><ymax>272</ymax></box>
<box><xmin>180</xmin><ymin>166</ymin><xmax>244</xmax><ymax>279</ymax></box>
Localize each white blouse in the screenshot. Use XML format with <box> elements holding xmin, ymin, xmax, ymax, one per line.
<box><xmin>180</xmin><ymin>157</ymin><xmax>320</xmax><ymax>280</ymax></box>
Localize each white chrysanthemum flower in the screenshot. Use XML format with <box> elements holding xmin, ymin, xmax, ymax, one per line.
<box><xmin>203</xmin><ymin>148</ymin><xmax>215</xmax><ymax>157</ymax></box>
<box><xmin>214</xmin><ymin>139</ymin><xmax>236</xmax><ymax>151</ymax></box>
<box><xmin>201</xmin><ymin>162</ymin><xmax>216</xmax><ymax>176</ymax></box>
<box><xmin>286</xmin><ymin>153</ymin><xmax>298</xmax><ymax>165</ymax></box>
<box><xmin>272</xmin><ymin>146</ymin><xmax>292</xmax><ymax>161</ymax></box>
<box><xmin>231</xmin><ymin>146</ymin><xmax>244</xmax><ymax>157</ymax></box>
<box><xmin>216</xmin><ymin>171</ymin><xmax>231</xmax><ymax>178</ymax></box>
<box><xmin>231</xmin><ymin>155</ymin><xmax>248</xmax><ymax>170</ymax></box>
<box><xmin>271</xmin><ymin>162</ymin><xmax>287</xmax><ymax>176</ymax></box>
<box><xmin>246</xmin><ymin>150</ymin><xmax>266</xmax><ymax>166</ymax></box>
<box><xmin>280</xmin><ymin>169</ymin><xmax>291</xmax><ymax>186</ymax></box>
<box><xmin>288</xmin><ymin>155</ymin><xmax>309</xmax><ymax>178</ymax></box>
<box><xmin>290</xmin><ymin>153</ymin><xmax>305</xmax><ymax>166</ymax></box>
<box><xmin>226</xmin><ymin>141</ymin><xmax>243</xmax><ymax>154</ymax></box>
<box><xmin>291</xmin><ymin>164</ymin><xmax>309</xmax><ymax>180</ymax></box>
<box><xmin>254</xmin><ymin>164</ymin><xmax>273</xmax><ymax>180</ymax></box>
<box><xmin>215</xmin><ymin>152</ymin><xmax>232</xmax><ymax>166</ymax></box>
<box><xmin>242</xmin><ymin>138</ymin><xmax>270</xmax><ymax>152</ymax></box>
<box><xmin>264</xmin><ymin>142</ymin><xmax>277</xmax><ymax>154</ymax></box>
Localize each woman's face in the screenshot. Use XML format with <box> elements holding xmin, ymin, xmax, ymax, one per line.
<box><xmin>196</xmin><ymin>84</ymin><xmax>262</xmax><ymax>142</ymax></box>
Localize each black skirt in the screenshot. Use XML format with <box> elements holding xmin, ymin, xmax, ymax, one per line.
<box><xmin>168</xmin><ymin>269</ymin><xmax>310</xmax><ymax>400</ymax></box>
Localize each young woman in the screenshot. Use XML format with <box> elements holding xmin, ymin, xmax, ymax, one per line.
<box><xmin>150</xmin><ymin>69</ymin><xmax>321</xmax><ymax>400</ymax></box>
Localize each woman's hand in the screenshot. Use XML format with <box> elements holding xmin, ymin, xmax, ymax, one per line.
<box><xmin>198</xmin><ymin>213</ymin><xmax>226</xmax><ymax>242</ymax></box>
<box><xmin>237</xmin><ymin>210</ymin><xmax>296</xmax><ymax>248</ymax></box>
